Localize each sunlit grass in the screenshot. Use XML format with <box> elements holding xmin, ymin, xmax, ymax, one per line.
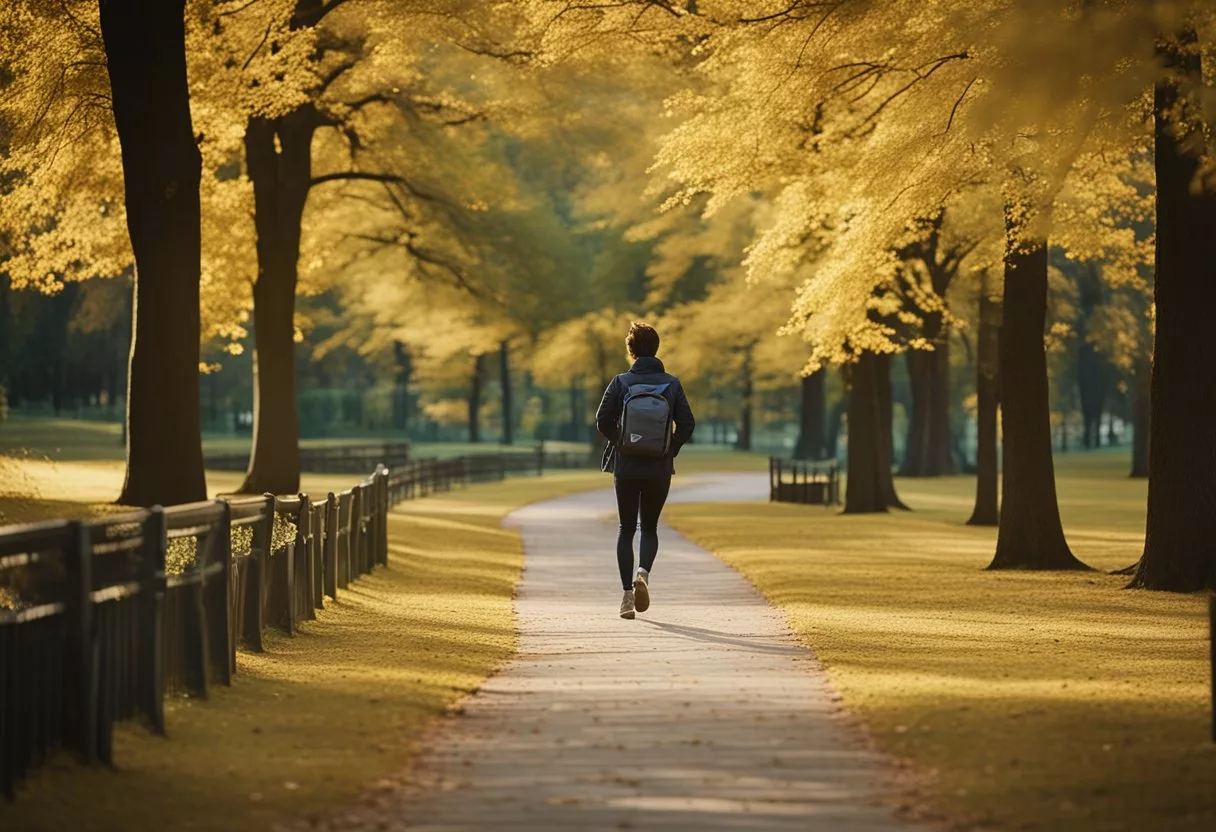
<box><xmin>666</xmin><ymin>452</ymin><xmax>1215</xmax><ymax>832</ymax></box>
<box><xmin>1</xmin><ymin>472</ymin><xmax>600</xmax><ymax>832</ymax></box>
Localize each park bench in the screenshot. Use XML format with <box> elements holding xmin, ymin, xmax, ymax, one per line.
<box><xmin>768</xmin><ymin>457</ymin><xmax>841</xmax><ymax>507</ymax></box>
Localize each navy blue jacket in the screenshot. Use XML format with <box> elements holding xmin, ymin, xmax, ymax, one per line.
<box><xmin>595</xmin><ymin>356</ymin><xmax>696</xmax><ymax>479</ymax></box>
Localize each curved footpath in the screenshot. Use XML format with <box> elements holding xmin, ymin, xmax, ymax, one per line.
<box><xmin>311</xmin><ymin>474</ymin><xmax>926</xmax><ymax>831</ymax></box>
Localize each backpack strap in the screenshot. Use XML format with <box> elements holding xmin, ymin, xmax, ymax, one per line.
<box><xmin>623</xmin><ymin>382</ymin><xmax>670</xmax><ymax>405</ymax></box>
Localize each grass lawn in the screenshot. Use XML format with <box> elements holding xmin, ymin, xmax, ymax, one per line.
<box><xmin>1</xmin><ymin>471</ymin><xmax>601</xmax><ymax>831</ymax></box>
<box><xmin>0</xmin><ymin>413</ymin><xmax>768</xmax><ymax>524</ymax></box>
<box><xmin>666</xmin><ymin>451</ymin><xmax>1215</xmax><ymax>832</ymax></box>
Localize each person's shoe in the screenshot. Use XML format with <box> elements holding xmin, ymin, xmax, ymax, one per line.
<box><xmin>633</xmin><ymin>570</ymin><xmax>650</xmax><ymax>613</ymax></box>
<box><xmin>620</xmin><ymin>589</ymin><xmax>636</xmax><ymax>619</ymax></box>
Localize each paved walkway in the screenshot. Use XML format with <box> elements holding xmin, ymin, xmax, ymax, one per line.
<box><xmin>317</xmin><ymin>475</ymin><xmax>922</xmax><ymax>831</ymax></box>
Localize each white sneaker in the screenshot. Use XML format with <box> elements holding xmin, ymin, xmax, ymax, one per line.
<box><xmin>619</xmin><ymin>589</ymin><xmax>636</xmax><ymax>619</ymax></box>
<box><xmin>633</xmin><ymin>570</ymin><xmax>650</xmax><ymax>613</ymax></box>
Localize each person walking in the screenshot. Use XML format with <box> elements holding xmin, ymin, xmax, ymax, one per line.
<box><xmin>595</xmin><ymin>321</ymin><xmax>695</xmax><ymax>619</ymax></box>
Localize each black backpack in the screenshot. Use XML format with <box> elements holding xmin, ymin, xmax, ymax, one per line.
<box><xmin>617</xmin><ymin>382</ymin><xmax>673</xmax><ymax>458</ymax></box>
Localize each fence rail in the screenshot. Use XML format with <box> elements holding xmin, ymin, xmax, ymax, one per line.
<box><xmin>203</xmin><ymin>442</ymin><xmax>413</xmax><ymax>474</ymax></box>
<box><xmin>768</xmin><ymin>457</ymin><xmax>840</xmax><ymax>507</ymax></box>
<box><xmin>0</xmin><ymin>445</ymin><xmax>594</xmax><ymax>796</ymax></box>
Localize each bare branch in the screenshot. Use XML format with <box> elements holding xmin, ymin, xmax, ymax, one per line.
<box><xmin>241</xmin><ymin>21</ymin><xmax>273</xmax><ymax>71</ymax></box>
<box><xmin>309</xmin><ymin>171</ymin><xmax>448</xmax><ymax>205</ymax></box>
<box><xmin>943</xmin><ymin>76</ymin><xmax>977</xmax><ymax>134</ymax></box>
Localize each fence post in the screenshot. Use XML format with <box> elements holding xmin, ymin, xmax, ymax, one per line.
<box><xmin>324</xmin><ymin>493</ymin><xmax>338</xmax><ymax>599</ymax></box>
<box><xmin>536</xmin><ymin>443</ymin><xmax>545</xmax><ymax>477</ymax></box>
<box><xmin>311</xmin><ymin>503</ymin><xmax>324</xmax><ymax>610</ymax></box>
<box><xmin>243</xmin><ymin>496</ymin><xmax>274</xmax><ymax>651</ymax></box>
<box><xmin>339</xmin><ymin>492</ymin><xmax>352</xmax><ymax>589</ymax></box>
<box><xmin>268</xmin><ymin>498</ymin><xmax>295</xmax><ymax>637</ymax></box>
<box><xmin>62</xmin><ymin>520</ymin><xmax>98</xmax><ymax>763</ymax></box>
<box><xmin>379</xmin><ymin>468</ymin><xmax>389</xmax><ymax>567</ymax></box>
<box><xmin>298</xmin><ymin>495</ymin><xmax>314</xmax><ymax>623</ymax></box>
<box><xmin>212</xmin><ymin>501</ymin><xmax>234</xmax><ymax>684</ymax></box>
<box><xmin>1210</xmin><ymin>591</ymin><xmax>1214</xmax><ymax>743</ymax></box>
<box><xmin>350</xmin><ymin>487</ymin><xmax>363</xmax><ymax>579</ymax></box>
<box><xmin>139</xmin><ymin>507</ymin><xmax>167</xmax><ymax>735</ymax></box>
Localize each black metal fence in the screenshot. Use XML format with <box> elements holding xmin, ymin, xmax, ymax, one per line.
<box><xmin>768</xmin><ymin>457</ymin><xmax>840</xmax><ymax>507</ymax></box>
<box><xmin>0</xmin><ymin>446</ymin><xmax>595</xmax><ymax>796</ymax></box>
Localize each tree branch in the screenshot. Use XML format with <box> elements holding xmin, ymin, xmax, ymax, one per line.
<box><xmin>292</xmin><ymin>0</ymin><xmax>353</xmax><ymax>30</ymax></box>
<box><xmin>309</xmin><ymin>171</ymin><xmax>448</xmax><ymax>205</ymax></box>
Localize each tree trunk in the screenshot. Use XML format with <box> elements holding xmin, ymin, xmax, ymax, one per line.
<box><xmin>793</xmin><ymin>369</ymin><xmax>826</xmax><ymax>460</ymax></box>
<box><xmin>968</xmin><ymin>275</ymin><xmax>1000</xmax><ymax>527</ymax></box>
<box><xmin>1077</xmin><ymin>341</ymin><xmax>1105</xmax><ymax>450</ymax></box>
<box><xmin>101</xmin><ymin>0</ymin><xmax>206</xmax><ymax>507</ymax></box>
<box><xmin>827</xmin><ymin>393</ymin><xmax>844</xmax><ymax>460</ymax></box>
<box><xmin>901</xmin><ymin>320</ymin><xmax>954</xmax><ymax>476</ymax></box>
<box><xmin>499</xmin><ymin>339</ymin><xmax>513</xmax><ymax>445</ymax></box>
<box><xmin>469</xmin><ymin>354</ymin><xmax>484</xmax><ymax>443</ymax></box>
<box><xmin>875</xmin><ymin>353</ymin><xmax>909</xmax><ymax>509</ymax></box>
<box><xmin>1130</xmin><ymin>350</ymin><xmax>1150</xmax><ymax>478</ymax></box>
<box><xmin>237</xmin><ymin>111</ymin><xmax>316</xmax><ymax>494</ymax></box>
<box><xmin>1131</xmin><ymin>32</ymin><xmax>1216</xmax><ymax>591</ymax></box>
<box><xmin>736</xmin><ymin>351</ymin><xmax>753</xmax><ymax>451</ymax></box>
<box><xmin>901</xmin><ymin>350</ymin><xmax>931</xmax><ymax>475</ymax></box>
<box><xmin>988</xmin><ymin>221</ymin><xmax>1087</xmax><ymax>570</ymax></box>
<box><xmin>845</xmin><ymin>352</ymin><xmax>905</xmax><ymax>513</ymax></box>
<box><xmin>0</xmin><ymin>274</ymin><xmax>9</xmax><ymax>396</ymax></box>
<box><xmin>392</xmin><ymin>341</ymin><xmax>411</xmax><ymax>432</ymax></box>
<box><xmin>928</xmin><ymin>335</ymin><xmax>954</xmax><ymax>474</ymax></box>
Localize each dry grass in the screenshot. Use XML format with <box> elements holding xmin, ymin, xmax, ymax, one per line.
<box><xmin>665</xmin><ymin>451</ymin><xmax>1215</xmax><ymax>832</ymax></box>
<box><xmin>1</xmin><ymin>471</ymin><xmax>600</xmax><ymax>832</ymax></box>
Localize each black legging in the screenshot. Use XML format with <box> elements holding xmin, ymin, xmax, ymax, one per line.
<box><xmin>614</xmin><ymin>476</ymin><xmax>672</xmax><ymax>591</ymax></box>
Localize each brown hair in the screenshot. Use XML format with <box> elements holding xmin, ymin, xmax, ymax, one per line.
<box><xmin>626</xmin><ymin>321</ymin><xmax>660</xmax><ymax>361</ymax></box>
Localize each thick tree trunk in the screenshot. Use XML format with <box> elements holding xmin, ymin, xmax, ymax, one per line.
<box><xmin>1130</xmin><ymin>351</ymin><xmax>1150</xmax><ymax>478</ymax></box>
<box><xmin>237</xmin><ymin>112</ymin><xmax>315</xmax><ymax>494</ymax></box>
<box><xmin>101</xmin><ymin>0</ymin><xmax>206</xmax><ymax>507</ymax></box>
<box><xmin>499</xmin><ymin>339</ymin><xmax>513</xmax><ymax>445</ymax></box>
<box><xmin>1131</xmin><ymin>34</ymin><xmax>1216</xmax><ymax>591</ymax></box>
<box><xmin>845</xmin><ymin>356</ymin><xmax>884</xmax><ymax>514</ymax></box>
<box><xmin>844</xmin><ymin>352</ymin><xmax>905</xmax><ymax>513</ymax></box>
<box><xmin>793</xmin><ymin>369</ymin><xmax>826</xmax><ymax>460</ymax></box>
<box><xmin>988</xmin><ymin>223</ymin><xmax>1087</xmax><ymax>570</ymax></box>
<box><xmin>968</xmin><ymin>277</ymin><xmax>1000</xmax><ymax>526</ymax></box>
<box><xmin>469</xmin><ymin>354</ymin><xmax>484</xmax><ymax>443</ymax></box>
